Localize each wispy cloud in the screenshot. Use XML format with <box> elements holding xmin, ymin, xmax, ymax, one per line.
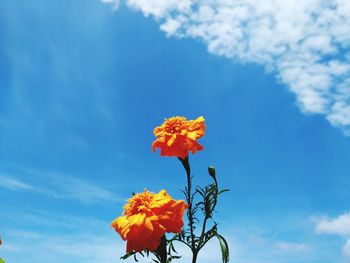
<box><xmin>2</xmin><ymin>230</ymin><xmax>122</xmax><ymax>263</ymax></box>
<box><xmin>276</xmin><ymin>242</ymin><xmax>309</xmax><ymax>252</ymax></box>
<box><xmin>103</xmin><ymin>0</ymin><xmax>350</xmax><ymax>135</ymax></box>
<box><xmin>0</xmin><ymin>170</ymin><xmax>121</xmax><ymax>204</ymax></box>
<box><xmin>0</xmin><ymin>208</ymin><xmax>333</xmax><ymax>263</ymax></box>
<box><xmin>315</xmin><ymin>212</ymin><xmax>350</xmax><ymax>259</ymax></box>
<box><xmin>344</xmin><ymin>239</ymin><xmax>350</xmax><ymax>258</ymax></box>
<box><xmin>217</xmin><ymin>229</ymin><xmax>314</xmax><ymax>263</ymax></box>
<box><xmin>38</xmin><ymin>173</ymin><xmax>120</xmax><ymax>204</ymax></box>
<box><xmin>0</xmin><ymin>208</ymin><xmax>124</xmax><ymax>262</ymax></box>
<box><xmin>0</xmin><ymin>209</ymin><xmax>108</xmax><ymax>230</ymax></box>
<box><xmin>0</xmin><ymin>175</ymin><xmax>34</xmax><ymax>191</ymax></box>
<box><xmin>101</xmin><ymin>0</ymin><xmax>120</xmax><ymax>10</ymax></box>
<box><xmin>1</xmin><ymin>226</ymin><xmax>224</xmax><ymax>263</ymax></box>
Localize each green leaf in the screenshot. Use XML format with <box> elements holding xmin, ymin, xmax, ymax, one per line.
<box><xmin>218</xmin><ymin>189</ymin><xmax>230</xmax><ymax>195</ymax></box>
<box><xmin>169</xmin><ymin>241</ymin><xmax>178</xmax><ymax>254</ymax></box>
<box><xmin>0</xmin><ymin>258</ymin><xmax>5</xmax><ymax>263</ymax></box>
<box><xmin>120</xmin><ymin>251</ymin><xmax>136</xmax><ymax>260</ymax></box>
<box><xmin>167</xmin><ymin>255</ymin><xmax>181</xmax><ymax>262</ymax></box>
<box><xmin>215</xmin><ymin>234</ymin><xmax>230</xmax><ymax>263</ymax></box>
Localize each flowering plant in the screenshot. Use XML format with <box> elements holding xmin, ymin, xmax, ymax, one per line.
<box><xmin>112</xmin><ymin>116</ymin><xmax>229</xmax><ymax>263</ymax></box>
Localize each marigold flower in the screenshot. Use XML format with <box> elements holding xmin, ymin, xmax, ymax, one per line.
<box><xmin>152</xmin><ymin>116</ymin><xmax>206</xmax><ymax>158</ymax></box>
<box><xmin>111</xmin><ymin>189</ymin><xmax>188</xmax><ymax>253</ymax></box>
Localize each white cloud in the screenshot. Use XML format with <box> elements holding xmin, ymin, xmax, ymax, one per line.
<box><xmin>102</xmin><ymin>0</ymin><xmax>350</xmax><ymax>135</ymax></box>
<box><xmin>315</xmin><ymin>212</ymin><xmax>350</xmax><ymax>259</ymax></box>
<box><xmin>316</xmin><ymin>213</ymin><xmax>350</xmax><ymax>236</ymax></box>
<box><xmin>276</xmin><ymin>242</ymin><xmax>309</xmax><ymax>252</ymax></box>
<box><xmin>101</xmin><ymin>0</ymin><xmax>120</xmax><ymax>10</ymax></box>
<box><xmin>0</xmin><ymin>170</ymin><xmax>121</xmax><ymax>204</ymax></box>
<box><xmin>126</xmin><ymin>0</ymin><xmax>192</xmax><ymax>18</ymax></box>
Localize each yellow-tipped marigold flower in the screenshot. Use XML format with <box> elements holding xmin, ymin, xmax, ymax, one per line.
<box><xmin>152</xmin><ymin>116</ymin><xmax>206</xmax><ymax>158</ymax></box>
<box><xmin>111</xmin><ymin>189</ymin><xmax>188</xmax><ymax>253</ymax></box>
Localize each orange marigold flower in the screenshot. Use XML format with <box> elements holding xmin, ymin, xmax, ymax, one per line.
<box><xmin>152</xmin><ymin>116</ymin><xmax>206</xmax><ymax>158</ymax></box>
<box><xmin>111</xmin><ymin>189</ymin><xmax>188</xmax><ymax>253</ymax></box>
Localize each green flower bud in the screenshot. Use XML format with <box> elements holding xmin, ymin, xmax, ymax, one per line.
<box><xmin>208</xmin><ymin>166</ymin><xmax>216</xmax><ymax>177</ymax></box>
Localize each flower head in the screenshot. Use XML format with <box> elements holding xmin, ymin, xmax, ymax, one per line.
<box><xmin>111</xmin><ymin>189</ymin><xmax>188</xmax><ymax>253</ymax></box>
<box><xmin>152</xmin><ymin>116</ymin><xmax>206</xmax><ymax>158</ymax></box>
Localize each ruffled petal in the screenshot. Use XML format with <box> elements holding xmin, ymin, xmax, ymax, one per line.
<box><xmin>112</xmin><ymin>189</ymin><xmax>188</xmax><ymax>253</ymax></box>
<box><xmin>111</xmin><ymin>216</ymin><xmax>130</xmax><ymax>240</ymax></box>
<box><xmin>152</xmin><ymin>116</ymin><xmax>205</xmax><ymax>158</ymax></box>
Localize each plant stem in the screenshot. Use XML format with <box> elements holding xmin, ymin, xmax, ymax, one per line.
<box><xmin>199</xmin><ymin>177</ymin><xmax>219</xmax><ymax>249</ymax></box>
<box><xmin>198</xmin><ymin>214</ymin><xmax>208</xmax><ymax>250</ymax></box>
<box><xmin>192</xmin><ymin>252</ymin><xmax>198</xmax><ymax>263</ymax></box>
<box><xmin>155</xmin><ymin>235</ymin><xmax>167</xmax><ymax>263</ymax></box>
<box><xmin>179</xmin><ymin>157</ymin><xmax>197</xmax><ymax>263</ymax></box>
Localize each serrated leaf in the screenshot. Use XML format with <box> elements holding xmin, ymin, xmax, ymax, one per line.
<box><xmin>215</xmin><ymin>234</ymin><xmax>230</xmax><ymax>263</ymax></box>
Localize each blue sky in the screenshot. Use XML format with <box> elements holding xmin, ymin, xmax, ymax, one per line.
<box><xmin>1</xmin><ymin>0</ymin><xmax>350</xmax><ymax>262</ymax></box>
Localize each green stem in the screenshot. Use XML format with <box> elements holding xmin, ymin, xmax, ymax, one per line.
<box><xmin>179</xmin><ymin>157</ymin><xmax>197</xmax><ymax>263</ymax></box>
<box><xmin>192</xmin><ymin>251</ymin><xmax>198</xmax><ymax>263</ymax></box>
<box><xmin>198</xmin><ymin>214</ymin><xmax>208</xmax><ymax>250</ymax></box>
<box><xmin>155</xmin><ymin>235</ymin><xmax>167</xmax><ymax>263</ymax></box>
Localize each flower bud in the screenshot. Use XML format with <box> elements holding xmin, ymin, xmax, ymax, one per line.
<box><xmin>208</xmin><ymin>166</ymin><xmax>216</xmax><ymax>177</ymax></box>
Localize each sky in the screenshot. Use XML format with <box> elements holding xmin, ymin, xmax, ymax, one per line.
<box><xmin>1</xmin><ymin>0</ymin><xmax>350</xmax><ymax>262</ymax></box>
